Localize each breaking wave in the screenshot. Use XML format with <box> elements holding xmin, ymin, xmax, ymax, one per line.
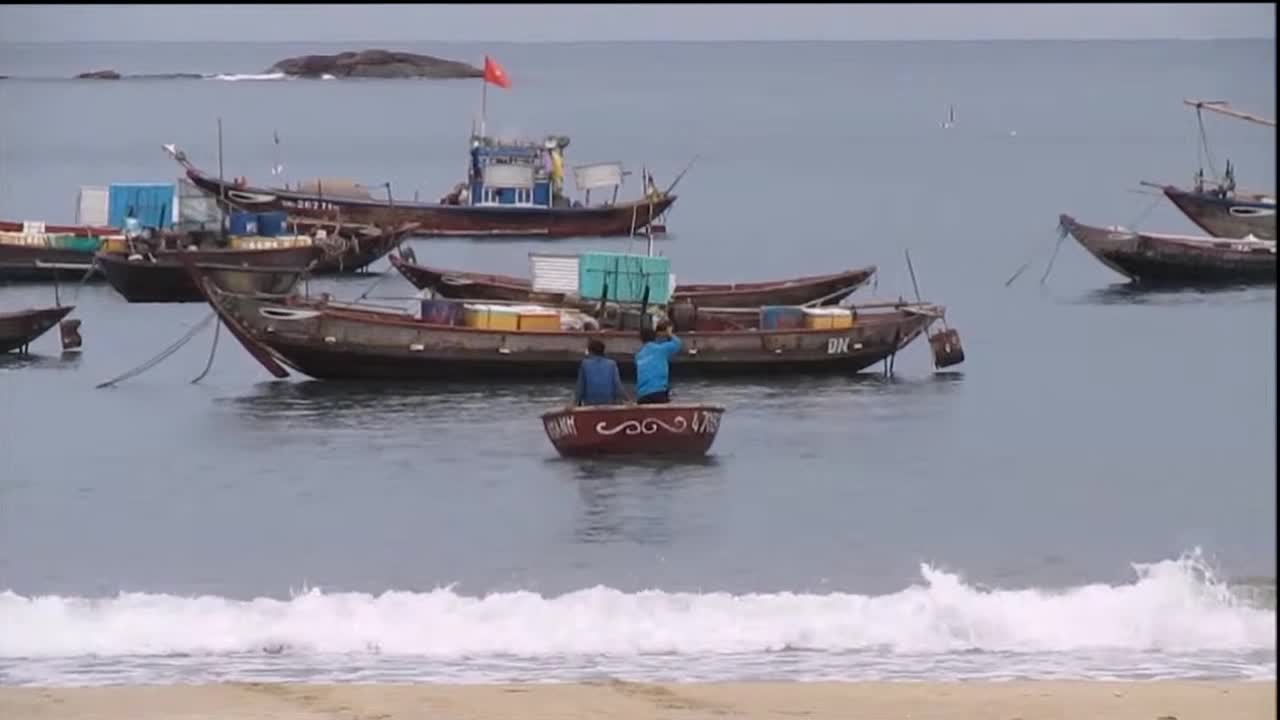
<box><xmin>1</xmin><ymin>550</ymin><xmax>1273</xmax><ymax>685</ymax></box>
<box><xmin>208</xmin><ymin>72</ymin><xmax>287</xmax><ymax>82</ymax></box>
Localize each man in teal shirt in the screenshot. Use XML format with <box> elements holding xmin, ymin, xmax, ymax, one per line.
<box><xmin>634</xmin><ymin>320</ymin><xmax>682</xmax><ymax>404</ymax></box>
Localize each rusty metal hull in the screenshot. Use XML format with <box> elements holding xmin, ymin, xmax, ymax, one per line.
<box><xmin>542</xmin><ymin>404</ymin><xmax>725</xmax><ymax>458</ymax></box>
<box><xmin>1060</xmin><ymin>214</ymin><xmax>1276</xmax><ymax>287</ymax></box>
<box><xmin>1161</xmin><ymin>185</ymin><xmax>1276</xmax><ymax>241</ymax></box>
<box><xmin>183</xmin><ymin>167</ymin><xmax>675</xmax><ymax>239</ymax></box>
<box><xmin>389</xmin><ymin>254</ymin><xmax>876</xmax><ymax>308</ymax></box>
<box><xmin>96</xmin><ymin>245</ymin><xmax>323</xmax><ymax>303</ymax></box>
<box><xmin>0</xmin><ymin>305</ymin><xmax>74</xmax><ymax>353</ymax></box>
<box><xmin>199</xmin><ymin>280</ymin><xmax>942</xmax><ymax>382</ymax></box>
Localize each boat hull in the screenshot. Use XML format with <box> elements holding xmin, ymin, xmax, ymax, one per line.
<box><xmin>198</xmin><ymin>280</ymin><xmax>943</xmax><ymax>382</ymax></box>
<box><xmin>389</xmin><ymin>254</ymin><xmax>876</xmax><ymax>308</ymax></box>
<box><xmin>542</xmin><ymin>404</ymin><xmax>725</xmax><ymax>458</ymax></box>
<box><xmin>0</xmin><ymin>243</ymin><xmax>100</xmax><ymax>282</ymax></box>
<box><xmin>289</xmin><ymin>221</ymin><xmax>417</xmax><ymax>274</ymax></box>
<box><xmin>0</xmin><ymin>305</ymin><xmax>74</xmax><ymax>354</ymax></box>
<box><xmin>1162</xmin><ymin>185</ymin><xmax>1276</xmax><ymax>241</ymax></box>
<box><xmin>183</xmin><ymin>168</ymin><xmax>676</xmax><ymax>239</ymax></box>
<box><xmin>96</xmin><ymin>246</ymin><xmax>322</xmax><ymax>303</ymax></box>
<box><xmin>1060</xmin><ymin>214</ymin><xmax>1276</xmax><ymax>287</ymax></box>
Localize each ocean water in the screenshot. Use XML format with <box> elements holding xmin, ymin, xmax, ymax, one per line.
<box><xmin>0</xmin><ymin>40</ymin><xmax>1275</xmax><ymax>687</ymax></box>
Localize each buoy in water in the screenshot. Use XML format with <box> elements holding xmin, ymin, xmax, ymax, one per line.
<box><xmin>60</xmin><ymin>318</ymin><xmax>83</xmax><ymax>352</ymax></box>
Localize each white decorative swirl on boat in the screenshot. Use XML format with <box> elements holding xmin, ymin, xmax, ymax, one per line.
<box><xmin>595</xmin><ymin>415</ymin><xmax>689</xmax><ymax>436</ymax></box>
<box><xmin>1229</xmin><ymin>206</ymin><xmax>1275</xmax><ymax>218</ymax></box>
<box><xmin>226</xmin><ymin>190</ymin><xmax>278</xmax><ymax>205</ymax></box>
<box><xmin>259</xmin><ymin>308</ymin><xmax>321</xmax><ymax>321</ymax></box>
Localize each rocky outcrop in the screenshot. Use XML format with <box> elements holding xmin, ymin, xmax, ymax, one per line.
<box><xmin>76</xmin><ymin>69</ymin><xmax>121</xmax><ymax>79</ymax></box>
<box><xmin>267</xmin><ymin>49</ymin><xmax>484</xmax><ymax>79</ymax></box>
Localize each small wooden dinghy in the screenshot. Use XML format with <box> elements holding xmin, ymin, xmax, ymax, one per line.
<box><xmin>1</xmin><ymin>305</ymin><xmax>74</xmax><ymax>354</ymax></box>
<box><xmin>541</xmin><ymin>403</ymin><xmax>725</xmax><ymax>458</ymax></box>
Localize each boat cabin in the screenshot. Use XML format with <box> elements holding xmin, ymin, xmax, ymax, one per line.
<box><xmin>464</xmin><ymin>134</ymin><xmax>625</xmax><ymax>210</ymax></box>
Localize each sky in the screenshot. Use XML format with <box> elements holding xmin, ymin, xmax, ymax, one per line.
<box><xmin>0</xmin><ymin>3</ymin><xmax>1275</xmax><ymax>43</ymax></box>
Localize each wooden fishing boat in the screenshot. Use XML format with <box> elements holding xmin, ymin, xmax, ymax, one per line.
<box><xmin>164</xmin><ymin>139</ymin><xmax>677</xmax><ymax>239</ymax></box>
<box><xmin>97</xmin><ymin>244</ymin><xmax>323</xmax><ymax>303</ymax></box>
<box><xmin>1151</xmin><ymin>183</ymin><xmax>1275</xmax><ymax>242</ymax></box>
<box><xmin>1</xmin><ymin>217</ymin><xmax>411</xmax><ymax>281</ymax></box>
<box><xmin>1147</xmin><ymin>100</ymin><xmax>1277</xmax><ymax>241</ymax></box>
<box><xmin>1</xmin><ymin>305</ymin><xmax>74</xmax><ymax>354</ymax></box>
<box><xmin>281</xmin><ymin>220</ymin><xmax>418</xmax><ymax>274</ymax></box>
<box><xmin>0</xmin><ymin>220</ymin><xmax>123</xmax><ymax>282</ymax></box>
<box><xmin>542</xmin><ymin>403</ymin><xmax>725</xmax><ymax>458</ymax></box>
<box><xmin>388</xmin><ymin>253</ymin><xmax>877</xmax><ymax>308</ymax></box>
<box><xmin>191</xmin><ymin>273</ymin><xmax>948</xmax><ymax>382</ymax></box>
<box><xmin>1058</xmin><ymin>214</ymin><xmax>1276</xmax><ymax>287</ymax></box>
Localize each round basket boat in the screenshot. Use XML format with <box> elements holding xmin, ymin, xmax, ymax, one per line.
<box><xmin>540</xmin><ymin>403</ymin><xmax>725</xmax><ymax>458</ymax></box>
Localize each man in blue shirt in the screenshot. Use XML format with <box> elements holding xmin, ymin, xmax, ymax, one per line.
<box><xmin>635</xmin><ymin>320</ymin><xmax>682</xmax><ymax>404</ymax></box>
<box><xmin>574</xmin><ymin>338</ymin><xmax>629</xmax><ymax>406</ymax></box>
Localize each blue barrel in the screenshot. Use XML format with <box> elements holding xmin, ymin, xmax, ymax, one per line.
<box><xmin>228</xmin><ymin>210</ymin><xmax>258</xmax><ymax>236</ymax></box>
<box><xmin>421</xmin><ymin>299</ymin><xmax>464</xmax><ymax>326</ymax></box>
<box><xmin>760</xmin><ymin>306</ymin><xmax>806</xmax><ymax>330</ymax></box>
<box><xmin>257</xmin><ymin>211</ymin><xmax>286</xmax><ymax>237</ymax></box>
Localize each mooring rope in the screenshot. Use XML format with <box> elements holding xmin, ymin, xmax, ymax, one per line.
<box><xmin>1038</xmin><ymin>224</ymin><xmax>1070</xmax><ymax>286</ymax></box>
<box><xmin>189</xmin><ymin>318</ymin><xmax>222</xmax><ymax>384</ymax></box>
<box><xmin>95</xmin><ymin>312</ymin><xmax>216</xmax><ymax>389</ymax></box>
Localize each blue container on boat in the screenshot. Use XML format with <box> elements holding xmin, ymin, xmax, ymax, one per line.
<box><xmin>108</xmin><ymin>183</ymin><xmax>176</xmax><ymax>229</ymax></box>
<box><xmin>760</xmin><ymin>306</ymin><xmax>806</xmax><ymax>330</ymax></box>
<box><xmin>227</xmin><ymin>210</ymin><xmax>258</xmax><ymax>236</ymax></box>
<box><xmin>257</xmin><ymin>211</ymin><xmax>287</xmax><ymax>237</ymax></box>
<box><xmin>421</xmin><ymin>299</ymin><xmax>464</xmax><ymax>326</ymax></box>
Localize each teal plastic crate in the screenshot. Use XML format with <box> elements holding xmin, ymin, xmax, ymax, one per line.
<box><xmin>577</xmin><ymin>252</ymin><xmax>671</xmax><ymax>305</ymax></box>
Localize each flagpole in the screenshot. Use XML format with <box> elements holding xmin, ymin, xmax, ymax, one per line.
<box><xmin>480</xmin><ymin>75</ymin><xmax>488</xmax><ymax>138</ymax></box>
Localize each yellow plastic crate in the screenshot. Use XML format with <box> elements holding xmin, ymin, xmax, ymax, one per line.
<box><xmin>802</xmin><ymin>308</ymin><xmax>853</xmax><ymax>329</ymax></box>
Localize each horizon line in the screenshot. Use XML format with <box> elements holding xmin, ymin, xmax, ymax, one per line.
<box><xmin>3</xmin><ymin>36</ymin><xmax>1275</xmax><ymax>45</ymax></box>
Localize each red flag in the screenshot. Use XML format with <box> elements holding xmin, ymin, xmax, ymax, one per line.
<box><xmin>483</xmin><ymin>55</ymin><xmax>510</xmax><ymax>89</ymax></box>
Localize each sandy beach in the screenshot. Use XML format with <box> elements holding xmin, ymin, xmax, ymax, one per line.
<box><xmin>1</xmin><ymin>680</ymin><xmax>1274</xmax><ymax>719</ymax></box>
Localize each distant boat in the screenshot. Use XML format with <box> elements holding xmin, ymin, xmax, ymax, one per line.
<box><xmin>387</xmin><ymin>253</ymin><xmax>878</xmax><ymax>309</ymax></box>
<box><xmin>1145</xmin><ymin>99</ymin><xmax>1277</xmax><ymax>241</ymax></box>
<box><xmin>941</xmin><ymin>105</ymin><xmax>955</xmax><ymax>129</ymax></box>
<box><xmin>163</xmin><ymin>133</ymin><xmax>679</xmax><ymax>240</ymax></box>
<box><xmin>1058</xmin><ymin>213</ymin><xmax>1275</xmax><ymax>287</ymax></box>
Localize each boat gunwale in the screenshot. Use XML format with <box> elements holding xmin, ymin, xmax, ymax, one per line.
<box><xmin>390</xmin><ymin>253</ymin><xmax>878</xmax><ymax>296</ymax></box>
<box><xmin>541</xmin><ymin>403</ymin><xmax>726</xmax><ymax>420</ymax></box>
<box><xmin>304</xmin><ymin>301</ymin><xmax>944</xmax><ymax>341</ymax></box>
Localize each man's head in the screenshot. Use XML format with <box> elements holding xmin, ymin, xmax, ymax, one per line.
<box><xmin>655</xmin><ymin>319</ymin><xmax>671</xmax><ymax>335</ymax></box>
<box><xmin>587</xmin><ymin>338</ymin><xmax>606</xmax><ymax>356</ymax></box>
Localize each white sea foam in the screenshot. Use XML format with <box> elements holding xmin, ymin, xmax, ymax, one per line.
<box><xmin>210</xmin><ymin>72</ymin><xmax>287</xmax><ymax>82</ymax></box>
<box><xmin>1</xmin><ymin>551</ymin><xmax>1273</xmax><ymax>685</ymax></box>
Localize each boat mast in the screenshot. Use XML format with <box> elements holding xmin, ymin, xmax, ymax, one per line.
<box><xmin>1183</xmin><ymin>99</ymin><xmax>1276</xmax><ymax>128</ymax></box>
<box><xmin>217</xmin><ymin>117</ymin><xmax>226</xmax><ymax>243</ymax></box>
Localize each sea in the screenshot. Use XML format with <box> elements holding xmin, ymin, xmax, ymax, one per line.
<box><xmin>0</xmin><ymin>40</ymin><xmax>1275</xmax><ymax>687</ymax></box>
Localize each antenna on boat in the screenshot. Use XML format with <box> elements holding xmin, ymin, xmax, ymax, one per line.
<box><xmin>217</xmin><ymin>117</ymin><xmax>226</xmax><ymax>244</ymax></box>
<box><xmin>271</xmin><ymin>128</ymin><xmax>284</xmax><ymax>181</ymax></box>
